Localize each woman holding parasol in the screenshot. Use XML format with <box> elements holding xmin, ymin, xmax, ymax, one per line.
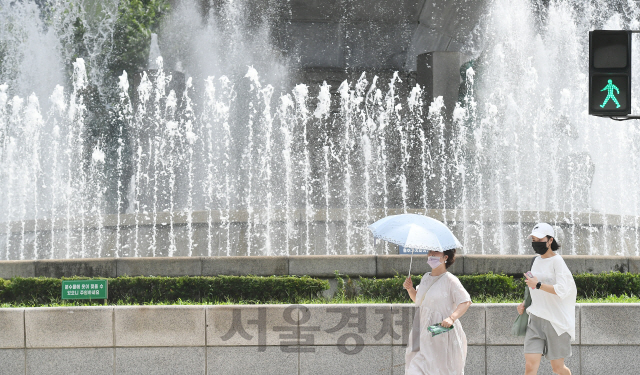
<box><xmin>369</xmin><ymin>214</ymin><xmax>472</xmax><ymax>375</ymax></box>
<box><xmin>402</xmin><ymin>248</ymin><xmax>472</xmax><ymax>375</ymax></box>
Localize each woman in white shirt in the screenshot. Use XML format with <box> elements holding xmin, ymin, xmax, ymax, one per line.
<box><xmin>517</xmin><ymin>223</ymin><xmax>577</xmax><ymax>375</ymax></box>
<box><xmin>402</xmin><ymin>249</ymin><xmax>472</xmax><ymax>375</ymax></box>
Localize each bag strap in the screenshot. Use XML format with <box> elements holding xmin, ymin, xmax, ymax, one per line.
<box><xmin>530</xmin><ymin>256</ymin><xmax>538</xmax><ymax>270</ymax></box>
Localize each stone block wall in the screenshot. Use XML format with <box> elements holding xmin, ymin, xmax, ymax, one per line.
<box><xmin>1</xmin><ymin>304</ymin><xmax>639</xmax><ymax>374</ymax></box>
<box><xmin>0</xmin><ymin>255</ymin><xmax>634</xmax><ymax>279</ymax></box>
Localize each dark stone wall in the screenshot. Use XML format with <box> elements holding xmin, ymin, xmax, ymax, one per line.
<box><xmin>195</xmin><ymin>0</ymin><xmax>487</xmax><ymax>72</ymax></box>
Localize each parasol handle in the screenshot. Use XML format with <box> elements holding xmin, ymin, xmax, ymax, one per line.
<box><xmin>408</xmin><ymin>247</ymin><xmax>415</xmax><ymax>279</ymax></box>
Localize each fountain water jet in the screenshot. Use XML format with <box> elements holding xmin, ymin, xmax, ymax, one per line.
<box><xmin>2</xmin><ymin>0</ymin><xmax>640</xmax><ymax>259</ymax></box>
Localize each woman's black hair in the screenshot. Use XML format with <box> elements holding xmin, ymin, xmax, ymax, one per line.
<box><xmin>443</xmin><ymin>249</ymin><xmax>456</xmax><ymax>269</ymax></box>
<box><xmin>548</xmin><ymin>236</ymin><xmax>561</xmax><ymax>251</ymax></box>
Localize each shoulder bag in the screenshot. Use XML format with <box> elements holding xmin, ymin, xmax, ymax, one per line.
<box><xmin>511</xmin><ymin>256</ymin><xmax>537</xmax><ymax>336</ymax></box>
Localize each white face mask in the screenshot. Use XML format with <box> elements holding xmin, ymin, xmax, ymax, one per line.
<box><xmin>427</xmin><ymin>256</ymin><xmax>443</xmax><ymax>269</ymax></box>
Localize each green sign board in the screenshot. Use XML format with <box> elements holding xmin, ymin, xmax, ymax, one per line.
<box><xmin>62</xmin><ymin>280</ymin><xmax>108</xmax><ymax>300</ymax></box>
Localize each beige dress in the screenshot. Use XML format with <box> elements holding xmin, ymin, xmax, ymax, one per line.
<box><xmin>405</xmin><ymin>272</ymin><xmax>472</xmax><ymax>375</ymax></box>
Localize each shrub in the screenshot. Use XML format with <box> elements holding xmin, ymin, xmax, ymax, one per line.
<box><xmin>574</xmin><ymin>272</ymin><xmax>640</xmax><ymax>298</ymax></box>
<box><xmin>359</xmin><ymin>273</ymin><xmax>524</xmax><ymax>303</ymax></box>
<box><xmin>1</xmin><ymin>272</ymin><xmax>639</xmax><ymax>307</ymax></box>
<box><xmin>459</xmin><ymin>273</ymin><xmax>524</xmax><ymax>300</ymax></box>
<box><xmin>3</xmin><ymin>277</ymin><xmax>63</xmax><ymax>305</ymax></box>
<box><xmin>358</xmin><ymin>272</ymin><xmax>640</xmax><ymax>303</ymax></box>
<box><xmin>358</xmin><ymin>275</ymin><xmax>419</xmax><ymax>303</ymax></box>
<box><xmin>0</xmin><ymin>276</ymin><xmax>329</xmax><ymax>306</ymax></box>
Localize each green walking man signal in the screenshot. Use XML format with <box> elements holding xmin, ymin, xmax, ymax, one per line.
<box><xmin>600</xmin><ymin>79</ymin><xmax>621</xmax><ymax>109</ymax></box>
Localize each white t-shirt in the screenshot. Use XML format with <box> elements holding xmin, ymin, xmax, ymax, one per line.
<box><xmin>526</xmin><ymin>254</ymin><xmax>577</xmax><ymax>340</ymax></box>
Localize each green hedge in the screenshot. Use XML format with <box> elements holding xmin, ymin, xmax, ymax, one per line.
<box><xmin>1</xmin><ymin>272</ymin><xmax>639</xmax><ymax>306</ymax></box>
<box><xmin>357</xmin><ymin>272</ymin><xmax>640</xmax><ymax>303</ymax></box>
<box><xmin>575</xmin><ymin>272</ymin><xmax>640</xmax><ymax>298</ymax></box>
<box><xmin>0</xmin><ymin>276</ymin><xmax>329</xmax><ymax>306</ymax></box>
<box><xmin>358</xmin><ymin>273</ymin><xmax>524</xmax><ymax>303</ymax></box>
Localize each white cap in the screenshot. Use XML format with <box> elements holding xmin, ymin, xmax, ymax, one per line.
<box><xmin>528</xmin><ymin>223</ymin><xmax>555</xmax><ymax>239</ymax></box>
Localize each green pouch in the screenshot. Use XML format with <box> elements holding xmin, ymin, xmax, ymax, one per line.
<box><xmin>427</xmin><ymin>323</ymin><xmax>454</xmax><ymax>337</ymax></box>
<box><xmin>511</xmin><ymin>286</ymin><xmax>531</xmax><ymax>336</ymax></box>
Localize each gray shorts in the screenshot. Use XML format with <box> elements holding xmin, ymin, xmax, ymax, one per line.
<box><xmin>524</xmin><ymin>314</ymin><xmax>572</xmax><ymax>360</ymax></box>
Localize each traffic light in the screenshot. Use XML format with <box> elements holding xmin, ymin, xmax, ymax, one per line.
<box><xmin>589</xmin><ymin>30</ymin><xmax>631</xmax><ymax>116</ymax></box>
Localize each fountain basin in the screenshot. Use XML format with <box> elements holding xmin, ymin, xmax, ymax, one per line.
<box><xmin>2</xmin><ymin>209</ymin><xmax>640</xmax><ymax>260</ymax></box>
<box><xmin>0</xmin><ymin>254</ymin><xmax>635</xmax><ymax>280</ymax></box>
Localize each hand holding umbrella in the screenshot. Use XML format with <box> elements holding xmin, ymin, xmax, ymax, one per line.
<box><xmin>402</xmin><ymin>277</ymin><xmax>414</xmax><ymax>290</ymax></box>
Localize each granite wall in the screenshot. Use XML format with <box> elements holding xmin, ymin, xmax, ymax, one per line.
<box><xmin>1</xmin><ymin>254</ymin><xmax>637</xmax><ymax>280</ymax></box>
<box><xmin>0</xmin><ymin>303</ymin><xmax>638</xmax><ymax>374</ymax></box>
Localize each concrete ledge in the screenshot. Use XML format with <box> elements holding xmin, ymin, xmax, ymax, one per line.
<box><xmin>581</xmin><ymin>346</ymin><xmax>640</xmax><ymax>373</ymax></box>
<box><xmin>377</xmin><ymin>255</ymin><xmax>430</xmax><ymax>277</ymax></box>
<box><xmin>391</xmin><ymin>346</ymin><xmax>406</xmax><ymax>375</ymax></box>
<box><xmin>26</xmin><ymin>348</ymin><xmax>113</xmax><ymax>375</ymax></box>
<box><xmin>0</xmin><ymin>255</ymin><xmax>638</xmax><ymax>279</ymax></box>
<box><xmin>485</xmin><ymin>304</ymin><xmax>580</xmax><ymax>345</ymax></box>
<box><xmin>459</xmin><ymin>304</ymin><xmax>485</xmax><ymax>345</ymax></box>
<box><xmin>115</xmin><ymin>306</ymin><xmax>205</xmax><ymax>347</ymax></box>
<box><xmin>0</xmin><ymin>309</ymin><xmax>24</xmax><ymax>348</ymax></box>
<box><xmin>0</xmin><ymin>349</ymin><xmax>24</xmax><ymax>375</ymax></box>
<box><xmin>116</xmin><ymin>257</ymin><xmax>201</xmax><ymax>277</ymax></box>
<box><xmin>202</xmin><ymin>256</ymin><xmax>288</xmax><ymax>276</ymax></box>
<box><xmin>485</xmin><ymin>304</ymin><xmax>524</xmax><ymax>345</ymax></box>
<box><xmin>391</xmin><ymin>305</ymin><xmax>415</xmax><ymax>346</ymax></box>
<box><xmin>34</xmin><ymin>258</ymin><xmax>116</xmax><ymax>278</ymax></box>
<box><xmin>7</xmin><ymin>304</ymin><xmax>640</xmax><ymax>374</ymax></box>
<box><xmin>465</xmin><ymin>345</ymin><xmax>486</xmax><ymax>375</ymax></box>
<box><xmin>584</xmin><ymin>256</ymin><xmax>628</xmax><ymax>273</ymax></box>
<box><xmin>377</xmin><ymin>254</ymin><xmax>464</xmax><ymax>276</ymax></box>
<box><xmin>560</xmin><ymin>255</ymin><xmax>588</xmax><ymax>274</ymax></box>
<box><xmin>289</xmin><ymin>255</ymin><xmax>377</xmax><ymax>277</ymax></box>
<box><xmin>0</xmin><ymin>260</ymin><xmax>35</xmax><ymax>279</ymax></box>
<box><xmin>115</xmin><ymin>347</ymin><xmax>205</xmax><ymax>375</ymax></box>
<box><xmin>464</xmin><ymin>255</ymin><xmax>535</xmax><ymax>275</ymax></box>
<box><xmin>300</xmin><ymin>345</ymin><xmax>393</xmax><ymax>375</ymax></box>
<box><xmin>487</xmin><ymin>345</ymin><xmax>581</xmax><ymax>375</ymax></box>
<box><xmin>580</xmin><ymin>304</ymin><xmax>640</xmax><ymax>345</ymax></box>
<box><xmin>207</xmin><ymin>346</ymin><xmax>297</xmax><ymax>375</ymax></box>
<box><xmin>25</xmin><ymin>307</ymin><xmax>113</xmax><ymax>348</ymax></box>
<box><xmin>304</xmin><ymin>304</ymin><xmax>393</xmax><ymax>345</ymax></box>
<box><xmin>630</xmin><ymin>256</ymin><xmax>640</xmax><ymax>273</ymax></box>
<box><xmin>207</xmin><ymin>305</ymin><xmax>296</xmax><ymax>347</ymax></box>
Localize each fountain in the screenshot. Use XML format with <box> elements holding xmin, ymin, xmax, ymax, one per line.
<box><xmin>2</xmin><ymin>0</ymin><xmax>640</xmax><ymax>260</ymax></box>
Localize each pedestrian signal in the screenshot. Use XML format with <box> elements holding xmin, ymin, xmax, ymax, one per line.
<box><xmin>589</xmin><ymin>30</ymin><xmax>631</xmax><ymax>116</ymax></box>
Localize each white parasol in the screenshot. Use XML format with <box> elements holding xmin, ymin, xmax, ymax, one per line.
<box><xmin>368</xmin><ymin>214</ymin><xmax>462</xmax><ymax>276</ymax></box>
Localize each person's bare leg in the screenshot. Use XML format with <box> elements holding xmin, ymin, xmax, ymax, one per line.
<box><xmin>524</xmin><ymin>353</ymin><xmax>542</xmax><ymax>375</ymax></box>
<box><xmin>550</xmin><ymin>358</ymin><xmax>571</xmax><ymax>375</ymax></box>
